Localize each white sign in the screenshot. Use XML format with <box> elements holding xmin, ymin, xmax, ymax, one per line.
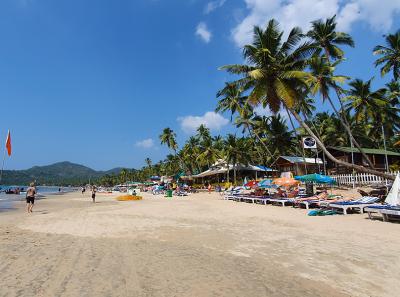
<box><xmin>303</xmin><ymin>137</ymin><xmax>317</xmax><ymax>149</ymax></box>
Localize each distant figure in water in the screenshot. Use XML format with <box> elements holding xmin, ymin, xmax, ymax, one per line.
<box><xmin>58</xmin><ymin>187</ymin><xmax>61</xmax><ymax>192</ymax></box>
<box><xmin>26</xmin><ymin>182</ymin><xmax>36</xmax><ymax>213</ymax></box>
<box><xmin>81</xmin><ymin>187</ymin><xmax>86</xmax><ymax>194</ymax></box>
<box><xmin>91</xmin><ymin>186</ymin><xmax>96</xmax><ymax>203</ymax></box>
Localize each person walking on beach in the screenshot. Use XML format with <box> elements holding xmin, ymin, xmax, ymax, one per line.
<box><xmin>208</xmin><ymin>183</ymin><xmax>212</xmax><ymax>194</ymax></box>
<box><xmin>26</xmin><ymin>182</ymin><xmax>36</xmax><ymax>213</ymax></box>
<box><xmin>91</xmin><ymin>186</ymin><xmax>96</xmax><ymax>203</ymax></box>
<box><xmin>81</xmin><ymin>187</ymin><xmax>85</xmax><ymax>194</ymax></box>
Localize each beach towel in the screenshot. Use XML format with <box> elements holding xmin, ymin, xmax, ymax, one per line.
<box><xmin>308</xmin><ymin>209</ymin><xmax>338</xmax><ymax>216</ymax></box>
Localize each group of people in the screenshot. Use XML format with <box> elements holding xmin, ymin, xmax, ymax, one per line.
<box><xmin>24</xmin><ymin>184</ymin><xmax>98</xmax><ymax>214</ymax></box>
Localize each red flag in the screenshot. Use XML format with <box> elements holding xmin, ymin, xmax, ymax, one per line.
<box><xmin>6</xmin><ymin>130</ymin><xmax>11</xmax><ymax>156</ymax></box>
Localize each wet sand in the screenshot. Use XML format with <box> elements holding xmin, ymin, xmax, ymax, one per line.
<box><xmin>0</xmin><ymin>191</ymin><xmax>399</xmax><ymax>297</ymax></box>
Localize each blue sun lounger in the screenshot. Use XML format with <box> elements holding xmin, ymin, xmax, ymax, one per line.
<box><xmin>364</xmin><ymin>205</ymin><xmax>400</xmax><ymax>222</ymax></box>
<box><xmin>328</xmin><ymin>196</ymin><xmax>380</xmax><ymax>215</ymax></box>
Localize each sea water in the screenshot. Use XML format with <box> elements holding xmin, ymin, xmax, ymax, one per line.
<box><xmin>0</xmin><ymin>186</ymin><xmax>76</xmax><ymax>211</ymax></box>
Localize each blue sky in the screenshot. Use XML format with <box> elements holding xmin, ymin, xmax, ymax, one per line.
<box><xmin>0</xmin><ymin>0</ymin><xmax>399</xmax><ymax>170</ymax></box>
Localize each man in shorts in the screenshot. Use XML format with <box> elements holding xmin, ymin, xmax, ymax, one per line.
<box><xmin>26</xmin><ymin>182</ymin><xmax>36</xmax><ymax>213</ymax></box>
<box><xmin>91</xmin><ymin>186</ymin><xmax>96</xmax><ymax>203</ymax></box>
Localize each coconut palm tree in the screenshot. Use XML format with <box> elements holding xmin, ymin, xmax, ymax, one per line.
<box><xmin>234</xmin><ymin>103</ymin><xmax>275</xmax><ymax>160</ymax></box>
<box><xmin>305</xmin><ymin>20</ymin><xmax>375</xmax><ymax>168</ymax></box>
<box><xmin>159</xmin><ymin>127</ymin><xmax>188</xmax><ymax>174</ymax></box>
<box><xmin>216</xmin><ymin>83</ymin><xmax>247</xmax><ymax>121</ymax></box>
<box><xmin>159</xmin><ymin>128</ymin><xmax>178</xmax><ymax>153</ymax></box>
<box><xmin>223</xmin><ymin>134</ymin><xmax>250</xmax><ymax>185</ymax></box>
<box><xmin>219</xmin><ymin>19</ymin><xmax>394</xmax><ymax>179</ymax></box>
<box><xmin>373</xmin><ymin>30</ymin><xmax>400</xmax><ymax>80</ymax></box>
<box><xmin>145</xmin><ymin>157</ymin><xmax>152</xmax><ymax>168</ymax></box>
<box><xmin>306</xmin><ymin>15</ymin><xmax>354</xmax><ymax>61</ymax></box>
<box><xmin>344</xmin><ymin>79</ymin><xmax>400</xmax><ymax>139</ymax></box>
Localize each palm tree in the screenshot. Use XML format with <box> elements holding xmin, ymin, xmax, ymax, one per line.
<box><xmin>306</xmin><ymin>15</ymin><xmax>354</xmax><ymax>61</ymax></box>
<box><xmin>159</xmin><ymin>128</ymin><xmax>178</xmax><ymax>152</ymax></box>
<box><xmin>344</xmin><ymin>79</ymin><xmax>388</xmax><ymax>125</ymax></box>
<box><xmin>145</xmin><ymin>157</ymin><xmax>152</xmax><ymax>168</ymax></box>
<box><xmin>216</xmin><ymin>83</ymin><xmax>247</xmax><ymax>121</ymax></box>
<box><xmin>373</xmin><ymin>30</ymin><xmax>400</xmax><ymax>80</ymax></box>
<box><xmin>386</xmin><ymin>80</ymin><xmax>400</xmax><ymax>106</ymax></box>
<box><xmin>219</xmin><ymin>19</ymin><xmax>394</xmax><ymax>180</ymax></box>
<box><xmin>223</xmin><ymin>134</ymin><xmax>250</xmax><ymax>185</ymax></box>
<box><xmin>159</xmin><ymin>128</ymin><xmax>188</xmax><ymax>174</ymax></box>
<box><xmin>344</xmin><ymin>79</ymin><xmax>400</xmax><ymax>170</ymax></box>
<box><xmin>266</xmin><ymin>114</ymin><xmax>296</xmax><ymax>156</ymax></box>
<box><xmin>306</xmin><ymin>20</ymin><xmax>375</xmax><ymax>168</ymax></box>
<box><xmin>234</xmin><ymin>103</ymin><xmax>274</xmax><ymax>160</ymax></box>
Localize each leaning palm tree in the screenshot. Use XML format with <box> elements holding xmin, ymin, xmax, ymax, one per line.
<box><xmin>219</xmin><ymin>19</ymin><xmax>394</xmax><ymax>180</ymax></box>
<box><xmin>373</xmin><ymin>30</ymin><xmax>400</xmax><ymax>80</ymax></box>
<box><xmin>306</xmin><ymin>56</ymin><xmax>375</xmax><ymax>168</ymax></box>
<box><xmin>159</xmin><ymin>128</ymin><xmax>178</xmax><ymax>153</ymax></box>
<box><xmin>306</xmin><ymin>18</ymin><xmax>375</xmax><ymax>168</ymax></box>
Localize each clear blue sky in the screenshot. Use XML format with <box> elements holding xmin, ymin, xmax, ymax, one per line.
<box><xmin>0</xmin><ymin>0</ymin><xmax>399</xmax><ymax>170</ymax></box>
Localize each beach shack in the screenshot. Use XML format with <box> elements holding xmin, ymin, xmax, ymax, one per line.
<box><xmin>190</xmin><ymin>159</ymin><xmax>276</xmax><ymax>184</ymax></box>
<box><xmin>273</xmin><ymin>156</ymin><xmax>324</xmax><ymax>176</ymax></box>
<box><xmin>326</xmin><ymin>147</ymin><xmax>400</xmax><ymax>174</ymax></box>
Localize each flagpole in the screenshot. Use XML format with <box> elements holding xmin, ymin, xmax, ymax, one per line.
<box><xmin>0</xmin><ymin>144</ymin><xmax>6</xmax><ymax>185</ymax></box>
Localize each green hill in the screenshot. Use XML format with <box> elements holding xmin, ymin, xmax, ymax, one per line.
<box><xmin>1</xmin><ymin>162</ymin><xmax>128</xmax><ymax>186</ymax></box>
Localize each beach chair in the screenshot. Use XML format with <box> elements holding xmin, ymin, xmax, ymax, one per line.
<box><xmin>253</xmin><ymin>196</ymin><xmax>271</xmax><ymax>205</ymax></box>
<box><xmin>328</xmin><ymin>196</ymin><xmax>380</xmax><ymax>215</ymax></box>
<box><xmin>364</xmin><ymin>205</ymin><xmax>400</xmax><ymax>222</ymax></box>
<box><xmin>268</xmin><ymin>198</ymin><xmax>293</xmax><ymax>207</ymax></box>
<box><xmin>241</xmin><ymin>195</ymin><xmax>271</xmax><ymax>204</ymax></box>
<box><xmin>364</xmin><ymin>174</ymin><xmax>400</xmax><ymax>222</ymax></box>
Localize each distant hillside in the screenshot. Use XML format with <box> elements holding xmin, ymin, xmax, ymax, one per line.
<box><xmin>1</xmin><ymin>162</ymin><xmax>129</xmax><ymax>186</ymax></box>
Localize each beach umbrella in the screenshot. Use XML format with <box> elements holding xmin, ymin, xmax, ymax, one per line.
<box><xmin>258</xmin><ymin>179</ymin><xmax>274</xmax><ymax>188</ymax></box>
<box><xmin>244</xmin><ymin>180</ymin><xmax>258</xmax><ymax>188</ymax></box>
<box><xmin>295</xmin><ymin>173</ymin><xmax>335</xmax><ymax>184</ymax></box>
<box><xmin>273</xmin><ymin>177</ymin><xmax>300</xmax><ymax>188</ymax></box>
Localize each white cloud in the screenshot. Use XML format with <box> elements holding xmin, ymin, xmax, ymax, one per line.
<box><xmin>196</xmin><ymin>22</ymin><xmax>212</xmax><ymax>43</ymax></box>
<box><xmin>178</xmin><ymin>111</ymin><xmax>229</xmax><ymax>134</ymax></box>
<box><xmin>135</xmin><ymin>138</ymin><xmax>154</xmax><ymax>148</ymax></box>
<box><xmin>204</xmin><ymin>0</ymin><xmax>226</xmax><ymax>14</ymax></box>
<box><xmin>232</xmin><ymin>0</ymin><xmax>400</xmax><ymax>47</ymax></box>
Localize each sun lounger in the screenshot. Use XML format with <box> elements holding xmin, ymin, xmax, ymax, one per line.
<box><xmin>365</xmin><ymin>205</ymin><xmax>400</xmax><ymax>222</ymax></box>
<box><xmin>268</xmin><ymin>198</ymin><xmax>293</xmax><ymax>207</ymax></box>
<box><xmin>242</xmin><ymin>195</ymin><xmax>271</xmax><ymax>204</ymax></box>
<box><xmin>328</xmin><ymin>196</ymin><xmax>379</xmax><ymax>215</ymax></box>
<box><xmin>297</xmin><ymin>199</ymin><xmax>320</xmax><ymax>209</ymax></box>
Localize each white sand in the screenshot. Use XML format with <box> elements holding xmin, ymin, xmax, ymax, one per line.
<box><xmin>0</xmin><ymin>191</ymin><xmax>399</xmax><ymax>297</ymax></box>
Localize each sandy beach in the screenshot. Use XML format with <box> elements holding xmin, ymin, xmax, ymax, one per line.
<box><xmin>1</xmin><ymin>191</ymin><xmax>399</xmax><ymax>297</ymax></box>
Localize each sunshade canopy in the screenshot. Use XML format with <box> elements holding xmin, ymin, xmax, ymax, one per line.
<box><xmin>273</xmin><ymin>177</ymin><xmax>300</xmax><ymax>188</ymax></box>
<box><xmin>295</xmin><ymin>173</ymin><xmax>335</xmax><ymax>184</ymax></box>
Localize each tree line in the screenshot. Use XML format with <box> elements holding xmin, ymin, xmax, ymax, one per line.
<box><xmin>99</xmin><ymin>16</ymin><xmax>400</xmax><ymax>186</ymax></box>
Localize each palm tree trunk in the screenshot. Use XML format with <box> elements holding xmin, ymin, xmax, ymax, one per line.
<box><xmin>323</xmin><ymin>50</ymin><xmax>375</xmax><ymax>169</ymax></box>
<box><xmin>325</xmin><ymin>94</ymin><xmax>375</xmax><ymax>169</ymax></box>
<box><xmin>234</xmin><ymin>165</ymin><xmax>237</xmax><ymax>185</ymax></box>
<box><xmin>245</xmin><ymin>124</ymin><xmax>274</xmax><ymax>163</ymax></box>
<box><xmin>285</xmin><ymin>103</ymin><xmax>395</xmax><ymax>180</ymax></box>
